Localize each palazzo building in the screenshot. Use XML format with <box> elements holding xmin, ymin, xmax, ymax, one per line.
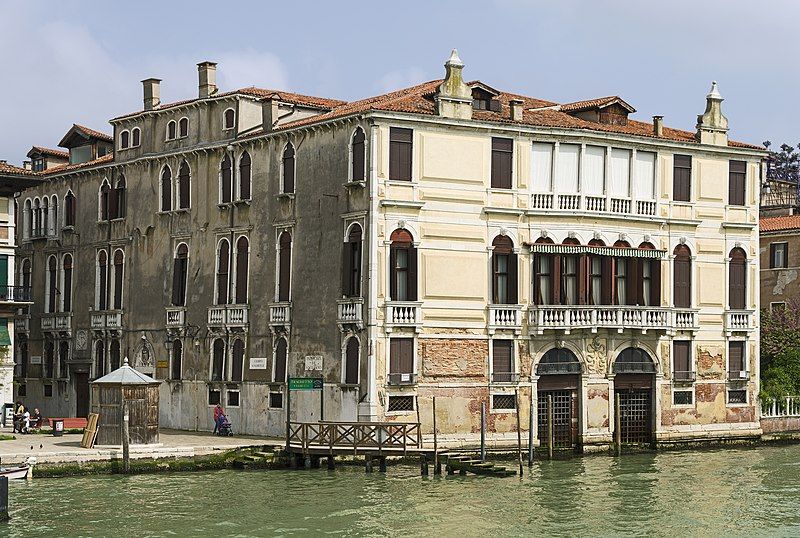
<box><xmin>8</xmin><ymin>51</ymin><xmax>765</xmax><ymax>448</ymax></box>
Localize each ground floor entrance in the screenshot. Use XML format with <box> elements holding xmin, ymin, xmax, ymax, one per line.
<box><xmin>75</xmin><ymin>372</ymin><xmax>89</xmax><ymax>418</ymax></box>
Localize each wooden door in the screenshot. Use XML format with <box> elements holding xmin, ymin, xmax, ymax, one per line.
<box><xmin>75</xmin><ymin>373</ymin><xmax>89</xmax><ymax>418</ymax></box>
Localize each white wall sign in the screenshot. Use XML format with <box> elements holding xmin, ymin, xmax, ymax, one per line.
<box><xmin>249</xmin><ymin>357</ymin><xmax>268</xmax><ymax>370</ymax></box>
<box><xmin>30</xmin><ymin>355</ymin><xmax>42</xmax><ymax>365</ymax></box>
<box><xmin>304</xmin><ymin>355</ymin><xmax>323</xmax><ymax>371</ymax></box>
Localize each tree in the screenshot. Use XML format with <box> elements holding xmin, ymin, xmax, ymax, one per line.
<box><xmin>763</xmin><ymin>140</ymin><xmax>800</xmax><ymax>183</ymax></box>
<box><xmin>761</xmin><ymin>301</ymin><xmax>800</xmax><ymax>401</ymax></box>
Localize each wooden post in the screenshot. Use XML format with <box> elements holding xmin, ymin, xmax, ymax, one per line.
<box><xmin>415</xmin><ymin>394</ymin><xmax>422</xmax><ymax>444</ymax></box>
<box><xmin>615</xmin><ymin>393</ymin><xmax>622</xmax><ymax>456</ymax></box>
<box><xmin>528</xmin><ymin>388</ymin><xmax>535</xmax><ymax>467</ymax></box>
<box><xmin>122</xmin><ymin>400</ymin><xmax>130</xmax><ymax>474</ymax></box>
<box><xmin>379</xmin><ymin>456</ymin><xmax>387</xmax><ymax>473</ymax></box>
<box><xmin>0</xmin><ymin>476</ymin><xmax>8</xmax><ymax>521</ymax></box>
<box><xmin>547</xmin><ymin>394</ymin><xmax>554</xmax><ymax>460</ymax></box>
<box><xmin>480</xmin><ymin>401</ymin><xmax>486</xmax><ymax>463</ymax></box>
<box><xmin>420</xmin><ymin>454</ymin><xmax>429</xmax><ymax>476</ymax></box>
<box><xmin>515</xmin><ymin>389</ymin><xmax>523</xmax><ymax>477</ymax></box>
<box><xmin>285</xmin><ymin>378</ymin><xmax>291</xmax><ymax>452</ymax></box>
<box><xmin>433</xmin><ymin>396</ymin><xmax>440</xmax><ymax>475</ymax></box>
<box><xmin>365</xmin><ymin>454</ymin><xmax>373</xmax><ymax>473</ymax></box>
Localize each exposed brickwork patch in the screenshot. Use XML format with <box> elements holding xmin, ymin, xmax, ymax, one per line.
<box><xmin>421</xmin><ymin>339</ymin><xmax>488</xmax><ymax>380</ymax></box>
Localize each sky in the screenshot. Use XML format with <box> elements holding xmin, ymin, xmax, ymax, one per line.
<box><xmin>0</xmin><ymin>0</ymin><xmax>795</xmax><ymax>163</ymax></box>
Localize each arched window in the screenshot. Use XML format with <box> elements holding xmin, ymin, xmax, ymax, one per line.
<box><xmin>536</xmin><ymin>348</ymin><xmax>581</xmax><ymax>376</ymax></box>
<box><xmin>42</xmin><ymin>197</ymin><xmax>48</xmax><ymax>236</ymax></box>
<box><xmin>220</xmin><ymin>154</ymin><xmax>232</xmax><ymax>203</ymax></box>
<box><xmin>729</xmin><ymin>247</ymin><xmax>747</xmax><ymax>310</ymax></box>
<box><xmin>282</xmin><ymin>143</ymin><xmax>295</xmax><ymax>194</ymax></box>
<box><xmin>216</xmin><ymin>239</ymin><xmax>230</xmax><ymax>305</ymax></box>
<box><xmin>278</xmin><ymin>232</ymin><xmax>292</xmax><ymax>302</ymax></box>
<box><xmin>112</xmin><ymin>249</ymin><xmax>124</xmax><ymax>309</ymax></box>
<box><xmin>110</xmin><ymin>339</ymin><xmax>120</xmax><ymax>371</ymax></box>
<box><xmin>231</xmin><ymin>339</ymin><xmax>245</xmax><ymax>382</ymax></box>
<box><xmin>344</xmin><ymin>337</ymin><xmax>359</xmax><ymax>385</ymax></box>
<box><xmin>235</xmin><ymin>236</ymin><xmax>249</xmax><ymax>304</ymax></box>
<box><xmin>23</xmin><ymin>199</ymin><xmax>31</xmax><ymax>239</ymax></box>
<box><xmin>33</xmin><ymin>198</ymin><xmax>41</xmax><ymax>236</ymax></box>
<box><xmin>238</xmin><ymin>151</ymin><xmax>251</xmax><ymax>201</ymax></box>
<box><xmin>171</xmin><ymin>339</ymin><xmax>182</xmax><ymax>380</ymax></box>
<box><xmin>160</xmin><ymin>166</ymin><xmax>172</xmax><ymax>212</ymax></box>
<box><xmin>178</xmin><ymin>160</ymin><xmax>191</xmax><ymax>209</ymax></box>
<box><xmin>351</xmin><ymin>127</ymin><xmax>366</xmax><ymax>182</ymax></box>
<box><xmin>97</xmin><ymin>250</ymin><xmax>108</xmax><ymax>310</ymax></box>
<box><xmin>114</xmin><ymin>175</ymin><xmax>126</xmax><ymax>219</ymax></box>
<box><xmin>46</xmin><ymin>255</ymin><xmax>57</xmax><ymax>313</ymax></box>
<box><xmin>389</xmin><ymin>229</ymin><xmax>417</xmax><ymax>301</ymax></box>
<box><xmin>44</xmin><ymin>340</ymin><xmax>54</xmax><ymax>378</ymax></box>
<box><xmin>131</xmin><ymin>128</ymin><xmax>140</xmax><ymax>147</ymax></box>
<box><xmin>273</xmin><ymin>338</ymin><xmax>287</xmax><ymax>383</ymax></box>
<box><xmin>50</xmin><ymin>195</ymin><xmax>58</xmax><ymax>235</ymax></box>
<box><xmin>167</xmin><ymin>120</ymin><xmax>177</xmax><ymax>140</ymax></box>
<box><xmin>65</xmin><ymin>191</ymin><xmax>76</xmax><ymax>227</ymax></box>
<box><xmin>21</xmin><ymin>259</ymin><xmax>31</xmax><ymax>291</ymax></box>
<box><xmin>99</xmin><ymin>179</ymin><xmax>110</xmax><ymax>221</ymax></box>
<box><xmin>120</xmin><ymin>130</ymin><xmax>130</xmax><ymax>149</ymax></box>
<box><xmin>59</xmin><ymin>341</ymin><xmax>69</xmax><ymax>378</ymax></box>
<box><xmin>172</xmin><ymin>244</ymin><xmax>189</xmax><ymax>307</ymax></box>
<box><xmin>94</xmin><ymin>340</ymin><xmax>105</xmax><ymax>378</ymax></box>
<box><xmin>62</xmin><ymin>253</ymin><xmax>73</xmax><ymax>312</ymax></box>
<box><xmin>211</xmin><ymin>338</ymin><xmax>225</xmax><ymax>381</ymax></box>
<box><xmin>223</xmin><ymin>108</ymin><xmax>236</xmax><ymax>130</ymax></box>
<box><xmin>613</xmin><ymin>347</ymin><xmax>656</xmax><ymax>374</ymax></box>
<box><xmin>491</xmin><ymin>235</ymin><xmax>517</xmax><ymax>304</ymax></box>
<box><xmin>342</xmin><ymin>224</ymin><xmax>362</xmax><ymax>297</ymax></box>
<box><xmin>673</xmin><ymin>244</ymin><xmax>692</xmax><ymax>308</ymax></box>
<box><xmin>179</xmin><ymin>117</ymin><xmax>189</xmax><ymax>138</ymax></box>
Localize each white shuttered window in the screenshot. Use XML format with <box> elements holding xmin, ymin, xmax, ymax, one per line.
<box><xmin>583</xmin><ymin>146</ymin><xmax>605</xmax><ymax>195</ymax></box>
<box><xmin>531</xmin><ymin>143</ymin><xmax>553</xmax><ymax>192</ymax></box>
<box><xmin>556</xmin><ymin>144</ymin><xmax>579</xmax><ymax>193</ymax></box>
<box><xmin>609</xmin><ymin>148</ymin><xmax>631</xmax><ymax>197</ymax></box>
<box><xmin>635</xmin><ymin>151</ymin><xmax>656</xmax><ymax>200</ymax></box>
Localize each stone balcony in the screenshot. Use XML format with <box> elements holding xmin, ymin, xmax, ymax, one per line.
<box><xmin>91</xmin><ymin>310</ymin><xmax>123</xmax><ymax>331</ymax></box>
<box><xmin>41</xmin><ymin>312</ymin><xmax>73</xmax><ymax>334</ymax></box>
<box><xmin>337</xmin><ymin>297</ymin><xmax>364</xmax><ymax>330</ymax></box>
<box><xmin>488</xmin><ymin>304</ymin><xmax>524</xmax><ymax>334</ymax></box>
<box><xmin>269</xmin><ymin>302</ymin><xmax>291</xmax><ymax>331</ymax></box>
<box><xmin>528</xmin><ymin>193</ymin><xmax>658</xmax><ymax>218</ymax></box>
<box><xmin>724</xmin><ymin>310</ymin><xmax>755</xmax><ymax>335</ymax></box>
<box><xmin>207</xmin><ymin>304</ymin><xmax>249</xmax><ymax>329</ymax></box>
<box><xmin>166</xmin><ymin>307</ymin><xmax>186</xmax><ymax>328</ymax></box>
<box><xmin>528</xmin><ymin>305</ymin><xmax>699</xmax><ymax>335</ymax></box>
<box><xmin>384</xmin><ymin>301</ymin><xmax>422</xmax><ymax>333</ymax></box>
<box><xmin>0</xmin><ymin>286</ymin><xmax>33</xmax><ymax>305</ymax></box>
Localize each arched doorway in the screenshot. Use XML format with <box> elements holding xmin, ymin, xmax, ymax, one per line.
<box><xmin>536</xmin><ymin>348</ymin><xmax>581</xmax><ymax>449</ymax></box>
<box><xmin>613</xmin><ymin>347</ymin><xmax>657</xmax><ymax>445</ymax></box>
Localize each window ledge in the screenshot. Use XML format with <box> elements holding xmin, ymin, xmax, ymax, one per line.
<box><xmin>339</xmin><ymin>383</ymin><xmax>360</xmax><ymax>389</ymax></box>
<box><xmin>344</xmin><ymin>180</ymin><xmax>366</xmax><ymax>189</ymax></box>
<box><xmin>276</xmin><ymin>193</ymin><xmax>295</xmax><ymax>200</ymax></box>
<box><xmin>217</xmin><ymin>203</ymin><xmax>233</xmax><ymax>210</ymax></box>
<box><xmin>233</xmin><ymin>199</ymin><xmax>251</xmax><ymax>206</ymax></box>
<box><xmin>174</xmin><ymin>208</ymin><xmax>191</xmax><ymax>213</ymax></box>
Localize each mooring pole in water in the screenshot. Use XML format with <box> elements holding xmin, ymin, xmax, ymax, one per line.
<box><xmin>122</xmin><ymin>400</ymin><xmax>130</xmax><ymax>474</ymax></box>
<box><xmin>0</xmin><ymin>476</ymin><xmax>8</xmax><ymax>521</ymax></box>
<box><xmin>480</xmin><ymin>402</ymin><xmax>486</xmax><ymax>463</ymax></box>
<box><xmin>528</xmin><ymin>388</ymin><xmax>535</xmax><ymax>467</ymax></box>
<box><xmin>432</xmin><ymin>396</ymin><xmax>440</xmax><ymax>475</ymax></box>
<box><xmin>547</xmin><ymin>394</ymin><xmax>554</xmax><ymax>460</ymax></box>
<box><xmin>615</xmin><ymin>393</ymin><xmax>622</xmax><ymax>456</ymax></box>
<box><xmin>515</xmin><ymin>389</ymin><xmax>523</xmax><ymax>477</ymax></box>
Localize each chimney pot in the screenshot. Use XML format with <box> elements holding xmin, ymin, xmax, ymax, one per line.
<box><xmin>653</xmin><ymin>115</ymin><xmax>664</xmax><ymax>137</ymax></box>
<box><xmin>510</xmin><ymin>99</ymin><xmax>524</xmax><ymax>122</ymax></box>
<box><xmin>198</xmin><ymin>61</ymin><xmax>218</xmax><ymax>98</ymax></box>
<box><xmin>142</xmin><ymin>78</ymin><xmax>162</xmax><ymax>111</ymax></box>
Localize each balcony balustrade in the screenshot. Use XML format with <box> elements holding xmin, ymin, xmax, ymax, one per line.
<box><xmin>337</xmin><ymin>298</ymin><xmax>364</xmax><ymax>329</ymax></box>
<box><xmin>0</xmin><ymin>286</ymin><xmax>33</xmax><ymax>303</ymax></box>
<box><xmin>724</xmin><ymin>310</ymin><xmax>754</xmax><ymax>335</ymax></box>
<box><xmin>41</xmin><ymin>312</ymin><xmax>72</xmax><ymax>332</ymax></box>
<box><xmin>488</xmin><ymin>304</ymin><xmax>523</xmax><ymax>334</ymax></box>
<box><xmin>269</xmin><ymin>302</ymin><xmax>291</xmax><ymax>329</ymax></box>
<box><xmin>14</xmin><ymin>315</ymin><xmax>29</xmax><ymax>334</ymax></box>
<box><xmin>529</xmin><ymin>305</ymin><xmax>698</xmax><ymax>334</ymax></box>
<box><xmin>385</xmin><ymin>301</ymin><xmax>422</xmax><ymax>332</ymax></box>
<box><xmin>166</xmin><ymin>307</ymin><xmax>186</xmax><ymax>328</ymax></box>
<box><xmin>208</xmin><ymin>304</ymin><xmax>249</xmax><ymax>328</ymax></box>
<box><xmin>91</xmin><ymin>310</ymin><xmax>123</xmax><ymax>330</ymax></box>
<box><xmin>530</xmin><ymin>194</ymin><xmax>658</xmax><ymax>218</ymax></box>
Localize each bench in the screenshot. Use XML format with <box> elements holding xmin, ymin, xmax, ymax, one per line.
<box><xmin>47</xmin><ymin>417</ymin><xmax>88</xmax><ymax>430</ymax></box>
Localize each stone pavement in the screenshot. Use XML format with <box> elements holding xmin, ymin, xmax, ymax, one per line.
<box><xmin>0</xmin><ymin>427</ymin><xmax>282</xmax><ymax>464</ymax></box>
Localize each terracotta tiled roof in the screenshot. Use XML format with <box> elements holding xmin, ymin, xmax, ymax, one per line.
<box><xmin>0</xmin><ymin>162</ymin><xmax>37</xmax><ymax>176</ymax></box>
<box><xmin>559</xmin><ymin>96</ymin><xmax>636</xmax><ymax>113</ymax></box>
<box><xmin>44</xmin><ymin>153</ymin><xmax>114</xmax><ymax>175</ymax></box>
<box><xmin>72</xmin><ymin>124</ymin><xmax>113</xmax><ymax>143</ymax></box>
<box><xmin>28</xmin><ymin>146</ymin><xmax>69</xmax><ymax>159</ymax></box>
<box><xmin>760</xmin><ymin>215</ymin><xmax>800</xmax><ymax>232</ymax></box>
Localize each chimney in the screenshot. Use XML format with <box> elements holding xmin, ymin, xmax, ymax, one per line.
<box><xmin>23</xmin><ymin>160</ymin><xmax>31</xmax><ymax>170</ymax></box>
<box><xmin>198</xmin><ymin>61</ymin><xmax>218</xmax><ymax>98</ymax></box>
<box><xmin>652</xmin><ymin>115</ymin><xmax>663</xmax><ymax>137</ymax></box>
<box><xmin>142</xmin><ymin>78</ymin><xmax>161</xmax><ymax>111</ymax></box>
<box><xmin>262</xmin><ymin>98</ymin><xmax>280</xmax><ymax>131</ymax></box>
<box><xmin>434</xmin><ymin>49</ymin><xmax>473</xmax><ymax>120</ymax></box>
<box><xmin>695</xmin><ymin>81</ymin><xmax>728</xmax><ymax>146</ymax></box>
<box><xmin>510</xmin><ymin>99</ymin><xmax>524</xmax><ymax>121</ymax></box>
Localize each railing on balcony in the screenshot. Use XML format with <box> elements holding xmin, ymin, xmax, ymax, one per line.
<box><xmin>0</xmin><ymin>286</ymin><xmax>32</xmax><ymax>303</ymax></box>
<box><xmin>337</xmin><ymin>298</ymin><xmax>364</xmax><ymax>327</ymax></box>
<box><xmin>166</xmin><ymin>307</ymin><xmax>186</xmax><ymax>327</ymax></box>
<box><xmin>673</xmin><ymin>370</ymin><xmax>696</xmax><ymax>383</ymax></box>
<box><xmin>91</xmin><ymin>310</ymin><xmax>123</xmax><ymax>330</ymax></box>
<box><xmin>41</xmin><ymin>312</ymin><xmax>72</xmax><ymax>332</ymax></box>
<box><xmin>610</xmin><ymin>197</ymin><xmax>631</xmax><ymax>214</ymax></box>
<box><xmin>269</xmin><ymin>302</ymin><xmax>291</xmax><ymax>327</ymax></box>
<box><xmin>14</xmin><ymin>316</ymin><xmax>29</xmax><ymax>334</ymax></box>
<box><xmin>727</xmin><ymin>369</ymin><xmax>750</xmax><ymax>381</ymax></box>
<box><xmin>387</xmin><ymin>372</ymin><xmax>417</xmax><ymax>386</ymax></box>
<box><xmin>725</xmin><ymin>310</ymin><xmax>753</xmax><ymax>333</ymax></box>
<box><xmin>636</xmin><ymin>200</ymin><xmax>657</xmax><ymax>216</ymax></box>
<box><xmin>385</xmin><ymin>301</ymin><xmax>422</xmax><ymax>331</ymax></box>
<box><xmin>585</xmin><ymin>196</ymin><xmax>606</xmax><ymax>212</ymax></box>
<box><xmin>762</xmin><ymin>396</ymin><xmax>800</xmax><ymax>418</ymax></box>
<box><xmin>558</xmin><ymin>194</ymin><xmax>580</xmax><ymax>210</ymax></box>
<box><xmin>529</xmin><ymin>305</ymin><xmax>677</xmax><ymax>333</ymax></box>
<box><xmin>530</xmin><ymin>193</ymin><xmax>554</xmax><ymax>210</ymax></box>
<box><xmin>488</xmin><ymin>304</ymin><xmax>523</xmax><ymax>333</ymax></box>
<box><xmin>530</xmin><ymin>194</ymin><xmax>658</xmax><ymax>218</ymax></box>
<box><xmin>208</xmin><ymin>304</ymin><xmax>249</xmax><ymax>327</ymax></box>
<box><xmin>672</xmin><ymin>308</ymin><xmax>699</xmax><ymax>330</ymax></box>
<box><xmin>491</xmin><ymin>372</ymin><xmax>520</xmax><ymax>384</ymax></box>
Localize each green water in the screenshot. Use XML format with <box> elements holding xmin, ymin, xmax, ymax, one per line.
<box><xmin>3</xmin><ymin>445</ymin><xmax>800</xmax><ymax>537</ymax></box>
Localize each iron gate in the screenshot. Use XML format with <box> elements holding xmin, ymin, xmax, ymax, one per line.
<box><xmin>537</xmin><ymin>390</ymin><xmax>575</xmax><ymax>448</ymax></box>
<box><xmin>618</xmin><ymin>388</ymin><xmax>652</xmax><ymax>444</ymax></box>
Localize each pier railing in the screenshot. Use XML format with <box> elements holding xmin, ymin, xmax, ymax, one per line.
<box><xmin>288</xmin><ymin>421</ymin><xmax>422</xmax><ymax>453</ymax></box>
<box><xmin>761</xmin><ymin>396</ymin><xmax>800</xmax><ymax>418</ymax></box>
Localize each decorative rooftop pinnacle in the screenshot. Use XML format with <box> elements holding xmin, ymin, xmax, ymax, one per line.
<box><xmin>696</xmin><ymin>80</ymin><xmax>728</xmax><ymax>146</ymax></box>
<box><xmin>435</xmin><ymin>49</ymin><xmax>472</xmax><ymax>120</ymax></box>
<box><xmin>707</xmin><ymin>81</ymin><xmax>723</xmax><ymax>100</ymax></box>
<box><xmin>446</xmin><ymin>48</ymin><xmax>463</xmax><ymax>67</ymax></box>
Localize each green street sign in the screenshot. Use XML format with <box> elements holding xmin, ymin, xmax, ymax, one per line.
<box><xmin>288</xmin><ymin>377</ymin><xmax>323</xmax><ymax>391</ymax></box>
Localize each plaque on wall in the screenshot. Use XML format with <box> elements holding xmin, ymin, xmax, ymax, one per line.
<box><xmin>249</xmin><ymin>357</ymin><xmax>268</xmax><ymax>370</ymax></box>
<box><xmin>75</xmin><ymin>330</ymin><xmax>88</xmax><ymax>351</ymax></box>
<box><xmin>304</xmin><ymin>355</ymin><xmax>323</xmax><ymax>371</ymax></box>
<box><xmin>30</xmin><ymin>355</ymin><xmax>42</xmax><ymax>365</ymax></box>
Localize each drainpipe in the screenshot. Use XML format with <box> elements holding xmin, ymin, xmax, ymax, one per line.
<box><xmin>363</xmin><ymin>121</ymin><xmax>380</xmax><ymax>422</ymax></box>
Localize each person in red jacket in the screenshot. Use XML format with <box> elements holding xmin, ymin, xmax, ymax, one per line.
<box><xmin>213</xmin><ymin>404</ymin><xmax>224</xmax><ymax>435</ymax></box>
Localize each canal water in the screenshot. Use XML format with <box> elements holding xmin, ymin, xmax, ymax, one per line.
<box><xmin>3</xmin><ymin>444</ymin><xmax>800</xmax><ymax>537</ymax></box>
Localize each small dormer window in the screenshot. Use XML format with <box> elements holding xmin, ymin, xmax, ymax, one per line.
<box><xmin>471</xmin><ymin>86</ymin><xmax>501</xmax><ymax>112</ymax></box>
<box><xmin>224</xmin><ymin>109</ymin><xmax>236</xmax><ymax>130</ymax></box>
<box><xmin>32</xmin><ymin>158</ymin><xmax>45</xmax><ymax>172</ymax></box>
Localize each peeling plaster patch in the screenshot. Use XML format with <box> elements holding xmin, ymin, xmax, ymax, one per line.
<box><xmin>773</xmin><ymin>269</ymin><xmax>798</xmax><ymax>295</ymax></box>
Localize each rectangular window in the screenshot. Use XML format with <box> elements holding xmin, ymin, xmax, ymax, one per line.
<box><xmin>493</xmin><ymin>253</ymin><xmax>509</xmax><ymax>304</ymax></box>
<box><xmin>556</xmin><ymin>144</ymin><xmax>580</xmax><ymax>193</ymax></box>
<box><xmin>770</xmin><ymin>242</ymin><xmax>788</xmax><ymax>269</ymax></box>
<box><xmin>491</xmin><ymin>137</ymin><xmax>513</xmax><ymax>189</ymax></box>
<box><xmin>531</xmin><ymin>143</ymin><xmax>553</xmax><ymax>192</ymax></box>
<box><xmin>728</xmin><ymin>341</ymin><xmax>746</xmax><ymax>378</ymax></box>
<box><xmin>492</xmin><ymin>394</ymin><xmax>516</xmax><ymax>411</ymax></box>
<box><xmin>389</xmin><ymin>128</ymin><xmax>412</xmax><ymax>181</ymax></box>
<box><xmin>227</xmin><ymin>390</ymin><xmax>240</xmax><ymax>407</ymax></box>
<box><xmin>673</xmin><ymin>340</ymin><xmax>692</xmax><ymax>381</ymax></box>
<box><xmin>44</xmin><ymin>384</ymin><xmax>53</xmax><ymax>398</ymax></box>
<box><xmin>269</xmin><ymin>391</ymin><xmax>283</xmax><ymax>409</ymax></box>
<box><xmin>673</xmin><ymin>154</ymin><xmax>692</xmax><ymax>202</ymax></box>
<box><xmin>728</xmin><ymin>390</ymin><xmax>747</xmax><ymax>405</ymax></box>
<box><xmin>642</xmin><ymin>260</ymin><xmax>652</xmax><ymax>307</ymax></box>
<box><xmin>562</xmin><ymin>256</ymin><xmax>578</xmax><ymax>305</ymax></box>
<box><xmin>536</xmin><ymin>255</ymin><xmax>552</xmax><ymax>305</ymax></box>
<box><xmin>615</xmin><ymin>258</ymin><xmax>627</xmax><ymax>305</ymax></box>
<box><xmin>590</xmin><ymin>256</ymin><xmax>602</xmax><ymax>305</ymax></box>
<box><xmin>771</xmin><ymin>302</ymin><xmax>786</xmax><ymax>313</ymax></box>
<box><xmin>634</xmin><ymin>151</ymin><xmax>656</xmax><ymax>200</ymax></box>
<box><xmin>208</xmin><ymin>389</ymin><xmax>221</xmax><ymax>406</ymax></box>
<box><xmin>388</xmin><ymin>338</ymin><xmax>414</xmax><ymax>385</ymax></box>
<box><xmin>609</xmin><ymin>148</ymin><xmax>630</xmax><ymax>197</ymax></box>
<box><xmin>17</xmin><ymin>384</ymin><xmax>26</xmax><ymax>398</ymax></box>
<box><xmin>673</xmin><ymin>390</ymin><xmax>693</xmax><ymax>406</ymax></box>
<box><xmin>492</xmin><ymin>340</ymin><xmax>514</xmax><ymax>383</ymax></box>
<box><xmin>387</xmin><ymin>395</ymin><xmax>415</xmax><ymax>412</ymax></box>
<box><xmin>728</xmin><ymin>160</ymin><xmax>746</xmax><ymax>206</ymax></box>
<box><xmin>583</xmin><ymin>146</ymin><xmax>605</xmax><ymax>195</ymax></box>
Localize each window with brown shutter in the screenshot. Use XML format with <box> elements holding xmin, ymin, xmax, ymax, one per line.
<box><xmin>492</xmin><ymin>340</ymin><xmax>514</xmax><ymax>382</ymax></box>
<box><xmin>178</xmin><ymin>160</ymin><xmax>191</xmax><ymax>209</ymax></box>
<box><xmin>389</xmin><ymin>128</ymin><xmax>412</xmax><ymax>181</ymax></box>
<box><xmin>113</xmin><ymin>250</ymin><xmax>124</xmax><ymax>309</ymax></box>
<box><xmin>351</xmin><ymin>127</ymin><xmax>366</xmax><ymax>182</ymax></box>
<box><xmin>172</xmin><ymin>244</ymin><xmax>188</xmax><ymax>307</ymax></box>
<box><xmin>97</xmin><ymin>250</ymin><xmax>108</xmax><ymax>310</ymax></box>
<box><xmin>278</xmin><ymin>232</ymin><xmax>292</xmax><ymax>302</ymax></box>
<box><xmin>224</xmin><ymin>109</ymin><xmax>236</xmax><ymax>130</ymax></box>
<box><xmin>282</xmin><ymin>143</ymin><xmax>295</xmax><ymax>194</ymax></box>
<box><xmin>728</xmin><ymin>247</ymin><xmax>746</xmax><ymax>310</ymax></box>
<box><xmin>389</xmin><ymin>229</ymin><xmax>417</xmax><ymax>301</ymax></box>
<box><xmin>345</xmin><ymin>337</ymin><xmax>359</xmax><ymax>385</ymax></box>
<box><xmin>274</xmin><ymin>338</ymin><xmax>287</xmax><ymax>383</ymax></box>
<box><xmin>167</xmin><ymin>120</ymin><xmax>177</xmax><ymax>140</ymax></box>
<box><xmin>220</xmin><ymin>154</ymin><xmax>232</xmax><ymax>203</ymax></box>
<box><xmin>115</xmin><ymin>176</ymin><xmax>126</xmax><ymax>219</ymax></box>
<box><xmin>673</xmin><ymin>154</ymin><xmax>692</xmax><ymax>202</ymax></box>
<box><xmin>491</xmin><ymin>137</ymin><xmax>513</xmax><ymax>189</ymax></box>
<box><xmin>160</xmin><ymin>166</ymin><xmax>172</xmax><ymax>211</ymax></box>
<box><xmin>216</xmin><ymin>239</ymin><xmax>230</xmax><ymax>305</ymax></box>
<box><xmin>673</xmin><ymin>340</ymin><xmax>691</xmax><ymax>380</ymax></box>
<box><xmin>63</xmin><ymin>254</ymin><xmax>73</xmax><ymax>312</ymax></box>
<box><xmin>728</xmin><ymin>160</ymin><xmax>746</xmax><ymax>206</ymax></box>
<box><xmin>728</xmin><ymin>341</ymin><xmax>745</xmax><ymax>376</ymax></box>
<box><xmin>65</xmin><ymin>191</ymin><xmax>76</xmax><ymax>227</ymax></box>
<box><xmin>492</xmin><ymin>235</ymin><xmax>517</xmax><ymax>304</ymax></box>
<box><xmin>673</xmin><ymin>244</ymin><xmax>692</xmax><ymax>308</ymax></box>
<box><xmin>132</xmin><ymin>128</ymin><xmax>140</xmax><ymax>147</ymax></box>
<box><xmin>235</xmin><ymin>236</ymin><xmax>249</xmax><ymax>304</ymax></box>
<box><xmin>389</xmin><ymin>338</ymin><xmax>414</xmax><ymax>384</ymax></box>
<box><xmin>47</xmin><ymin>256</ymin><xmax>57</xmax><ymax>313</ymax></box>
<box><xmin>238</xmin><ymin>152</ymin><xmax>251</xmax><ymax>201</ymax></box>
